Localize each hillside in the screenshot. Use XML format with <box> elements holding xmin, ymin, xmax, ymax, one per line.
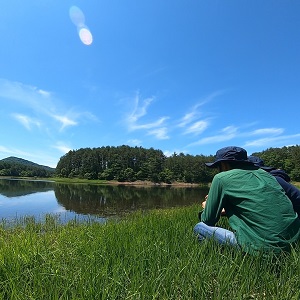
<box><xmin>0</xmin><ymin>156</ymin><xmax>55</xmax><ymax>172</ymax></box>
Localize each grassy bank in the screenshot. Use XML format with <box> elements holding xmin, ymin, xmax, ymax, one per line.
<box><xmin>48</xmin><ymin>177</ymin><xmax>204</xmax><ymax>187</ymax></box>
<box><xmin>292</xmin><ymin>181</ymin><xmax>300</xmax><ymax>189</ymax></box>
<box><xmin>0</xmin><ymin>206</ymin><xmax>299</xmax><ymax>299</ymax></box>
<box><xmin>1</xmin><ymin>176</ymin><xmax>204</xmax><ymax>187</ymax></box>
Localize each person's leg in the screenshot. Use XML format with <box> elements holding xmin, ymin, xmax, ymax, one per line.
<box><xmin>193</xmin><ymin>222</ymin><xmax>239</xmax><ymax>247</ymax></box>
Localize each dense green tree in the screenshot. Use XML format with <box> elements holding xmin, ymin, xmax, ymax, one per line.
<box><xmin>0</xmin><ymin>160</ymin><xmax>54</xmax><ymax>178</ymax></box>
<box><xmin>252</xmin><ymin>145</ymin><xmax>300</xmax><ymax>181</ymax></box>
<box><xmin>54</xmin><ymin>145</ymin><xmax>300</xmax><ymax>183</ymax></box>
<box><xmin>159</xmin><ymin>168</ymin><xmax>175</xmax><ymax>184</ymax></box>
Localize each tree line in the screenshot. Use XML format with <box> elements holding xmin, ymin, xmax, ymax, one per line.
<box><xmin>2</xmin><ymin>145</ymin><xmax>300</xmax><ymax>183</ymax></box>
<box><xmin>55</xmin><ymin>145</ymin><xmax>300</xmax><ymax>183</ymax></box>
<box><xmin>56</xmin><ymin>145</ymin><xmax>216</xmax><ymax>183</ymax></box>
<box><xmin>0</xmin><ymin>161</ymin><xmax>55</xmax><ymax>178</ymax></box>
<box><xmin>252</xmin><ymin>145</ymin><xmax>300</xmax><ymax>181</ymax></box>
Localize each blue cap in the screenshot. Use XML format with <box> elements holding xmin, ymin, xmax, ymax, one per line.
<box><xmin>247</xmin><ymin>155</ymin><xmax>275</xmax><ymax>171</ymax></box>
<box><xmin>205</xmin><ymin>146</ymin><xmax>254</xmax><ymax>168</ymax></box>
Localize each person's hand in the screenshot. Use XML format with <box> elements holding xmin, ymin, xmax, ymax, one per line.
<box><xmin>202</xmin><ymin>194</ymin><xmax>226</xmax><ymax>216</ymax></box>
<box><xmin>201</xmin><ymin>194</ymin><xmax>209</xmax><ymax>209</ymax></box>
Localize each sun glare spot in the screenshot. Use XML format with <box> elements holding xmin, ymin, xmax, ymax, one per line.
<box><xmin>79</xmin><ymin>27</ymin><xmax>93</xmax><ymax>46</ymax></box>
<box><xmin>69</xmin><ymin>5</ymin><xmax>93</xmax><ymax>46</ymax></box>
<box><xmin>69</xmin><ymin>6</ymin><xmax>85</xmax><ymax>26</ymax></box>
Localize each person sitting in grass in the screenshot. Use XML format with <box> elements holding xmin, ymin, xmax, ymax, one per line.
<box><xmin>248</xmin><ymin>155</ymin><xmax>300</xmax><ymax>218</ymax></box>
<box><xmin>194</xmin><ymin>146</ymin><xmax>300</xmax><ymax>255</ymax></box>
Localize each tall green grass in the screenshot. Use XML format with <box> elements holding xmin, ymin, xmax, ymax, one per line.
<box><xmin>0</xmin><ymin>205</ymin><xmax>299</xmax><ymax>299</ymax></box>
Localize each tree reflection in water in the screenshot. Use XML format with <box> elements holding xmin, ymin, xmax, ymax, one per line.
<box><xmin>54</xmin><ymin>184</ymin><xmax>209</xmax><ymax>217</ymax></box>
<box><xmin>0</xmin><ymin>179</ymin><xmax>209</xmax><ymax>219</ymax></box>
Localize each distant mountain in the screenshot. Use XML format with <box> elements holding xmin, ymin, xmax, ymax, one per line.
<box><xmin>0</xmin><ymin>156</ymin><xmax>56</xmax><ymax>172</ymax></box>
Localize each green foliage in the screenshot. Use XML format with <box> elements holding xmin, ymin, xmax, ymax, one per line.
<box><xmin>57</xmin><ymin>144</ymin><xmax>300</xmax><ymax>183</ymax></box>
<box><xmin>252</xmin><ymin>145</ymin><xmax>300</xmax><ymax>181</ymax></box>
<box><xmin>0</xmin><ymin>157</ymin><xmax>55</xmax><ymax>178</ymax></box>
<box><xmin>56</xmin><ymin>145</ymin><xmax>217</xmax><ymax>184</ymax></box>
<box><xmin>0</xmin><ymin>206</ymin><xmax>299</xmax><ymax>299</ymax></box>
<box><xmin>5</xmin><ymin>144</ymin><xmax>298</xmax><ymax>183</ymax></box>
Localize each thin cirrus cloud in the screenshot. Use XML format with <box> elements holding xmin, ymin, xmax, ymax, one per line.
<box><xmin>127</xmin><ymin>94</ymin><xmax>154</xmax><ymax>127</ymax></box>
<box><xmin>178</xmin><ymin>112</ymin><xmax>197</xmax><ymax>128</ymax></box>
<box><xmin>125</xmin><ymin>92</ymin><xmax>219</xmax><ymax>140</ymax></box>
<box><xmin>0</xmin><ymin>145</ymin><xmax>32</xmax><ymax>157</ymax></box>
<box><xmin>52</xmin><ymin>142</ymin><xmax>72</xmax><ymax>154</ymax></box>
<box><xmin>186</xmin><ymin>123</ymin><xmax>298</xmax><ymax>150</ymax></box>
<box><xmin>242</xmin><ymin>127</ymin><xmax>286</xmax><ymax>147</ymax></box>
<box><xmin>249</xmin><ymin>128</ymin><xmax>284</xmax><ymax>136</ymax></box>
<box><xmin>0</xmin><ymin>78</ymin><xmax>95</xmax><ymax>132</ymax></box>
<box><xmin>147</xmin><ymin>127</ymin><xmax>169</xmax><ymax>140</ymax></box>
<box><xmin>188</xmin><ymin>126</ymin><xmax>239</xmax><ymax>147</ymax></box>
<box><xmin>184</xmin><ymin>120</ymin><xmax>209</xmax><ymax>135</ymax></box>
<box><xmin>244</xmin><ymin>133</ymin><xmax>300</xmax><ymax>148</ymax></box>
<box><xmin>126</xmin><ymin>93</ymin><xmax>169</xmax><ymax>138</ymax></box>
<box><xmin>178</xmin><ymin>103</ymin><xmax>206</xmax><ymax>128</ymax></box>
<box><xmin>51</xmin><ymin>114</ymin><xmax>78</xmax><ymax>131</ymax></box>
<box><xmin>126</xmin><ymin>139</ymin><xmax>142</xmax><ymax>146</ymax></box>
<box><xmin>177</xmin><ymin>92</ymin><xmax>224</xmax><ymax>135</ymax></box>
<box><xmin>0</xmin><ymin>78</ymin><xmax>54</xmax><ymax>114</ymax></box>
<box><xmin>12</xmin><ymin>113</ymin><xmax>41</xmax><ymax>130</ymax></box>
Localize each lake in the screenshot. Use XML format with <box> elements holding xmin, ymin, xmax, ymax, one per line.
<box><xmin>0</xmin><ymin>178</ymin><xmax>208</xmax><ymax>223</ymax></box>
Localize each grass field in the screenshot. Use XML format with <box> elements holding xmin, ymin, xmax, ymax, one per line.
<box><xmin>0</xmin><ymin>205</ymin><xmax>300</xmax><ymax>299</ymax></box>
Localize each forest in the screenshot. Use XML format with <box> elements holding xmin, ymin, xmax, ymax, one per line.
<box><xmin>55</xmin><ymin>144</ymin><xmax>300</xmax><ymax>183</ymax></box>
<box><xmin>1</xmin><ymin>145</ymin><xmax>300</xmax><ymax>183</ymax></box>
<box><xmin>0</xmin><ymin>157</ymin><xmax>55</xmax><ymax>178</ymax></box>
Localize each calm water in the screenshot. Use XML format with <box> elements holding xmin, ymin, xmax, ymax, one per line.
<box><xmin>0</xmin><ymin>179</ymin><xmax>208</xmax><ymax>223</ymax></box>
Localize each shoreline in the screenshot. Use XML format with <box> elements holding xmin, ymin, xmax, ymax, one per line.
<box><xmin>0</xmin><ymin>176</ymin><xmax>206</xmax><ymax>187</ymax></box>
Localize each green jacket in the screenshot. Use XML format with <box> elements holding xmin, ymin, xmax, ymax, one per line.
<box><xmin>201</xmin><ymin>167</ymin><xmax>300</xmax><ymax>254</ymax></box>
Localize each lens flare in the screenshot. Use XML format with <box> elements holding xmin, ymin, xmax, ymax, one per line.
<box><xmin>79</xmin><ymin>27</ymin><xmax>93</xmax><ymax>46</ymax></box>
<box><xmin>69</xmin><ymin>5</ymin><xmax>93</xmax><ymax>46</ymax></box>
<box><xmin>69</xmin><ymin>6</ymin><xmax>85</xmax><ymax>26</ymax></box>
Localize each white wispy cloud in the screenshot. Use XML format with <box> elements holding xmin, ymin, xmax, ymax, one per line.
<box><xmin>244</xmin><ymin>133</ymin><xmax>300</xmax><ymax>148</ymax></box>
<box><xmin>126</xmin><ymin>139</ymin><xmax>142</xmax><ymax>147</ymax></box>
<box><xmin>127</xmin><ymin>94</ymin><xmax>154</xmax><ymax>126</ymax></box>
<box><xmin>0</xmin><ymin>145</ymin><xmax>59</xmax><ymax>167</ymax></box>
<box><xmin>163</xmin><ymin>149</ymin><xmax>187</xmax><ymax>157</ymax></box>
<box><xmin>188</xmin><ymin>126</ymin><xmax>238</xmax><ymax>146</ymax></box>
<box><xmin>127</xmin><ymin>139</ymin><xmax>142</xmax><ymax>146</ymax></box>
<box><xmin>148</xmin><ymin>127</ymin><xmax>169</xmax><ymax>140</ymax></box>
<box><xmin>51</xmin><ymin>114</ymin><xmax>78</xmax><ymax>131</ymax></box>
<box><xmin>12</xmin><ymin>113</ymin><xmax>41</xmax><ymax>130</ymax></box>
<box><xmin>178</xmin><ymin>112</ymin><xmax>196</xmax><ymax>128</ymax></box>
<box><xmin>177</xmin><ymin>91</ymin><xmax>225</xmax><ymax>134</ymax></box>
<box><xmin>37</xmin><ymin>89</ymin><xmax>51</xmax><ymax>97</ymax></box>
<box><xmin>184</xmin><ymin>120</ymin><xmax>209</xmax><ymax>135</ymax></box>
<box><xmin>186</xmin><ymin>122</ymin><xmax>300</xmax><ymax>152</ymax></box>
<box><xmin>249</xmin><ymin>128</ymin><xmax>284</xmax><ymax>136</ymax></box>
<box><xmin>178</xmin><ymin>103</ymin><xmax>206</xmax><ymax>128</ymax></box>
<box><xmin>0</xmin><ymin>78</ymin><xmax>54</xmax><ymax>114</ymax></box>
<box><xmin>130</xmin><ymin>117</ymin><xmax>169</xmax><ymax>130</ymax></box>
<box><xmin>52</xmin><ymin>142</ymin><xmax>72</xmax><ymax>154</ymax></box>
<box><xmin>125</xmin><ymin>93</ymin><xmax>169</xmax><ymax>139</ymax></box>
<box><xmin>0</xmin><ymin>145</ymin><xmax>33</xmax><ymax>157</ymax></box>
<box><xmin>0</xmin><ymin>78</ymin><xmax>96</xmax><ymax>132</ymax></box>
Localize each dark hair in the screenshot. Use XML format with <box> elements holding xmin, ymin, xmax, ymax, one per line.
<box><xmin>222</xmin><ymin>160</ymin><xmax>258</xmax><ymax>169</ymax></box>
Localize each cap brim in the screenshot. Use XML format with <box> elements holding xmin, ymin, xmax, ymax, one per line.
<box><xmin>205</xmin><ymin>159</ymin><xmax>255</xmax><ymax>168</ymax></box>
<box><xmin>205</xmin><ymin>162</ymin><xmax>219</xmax><ymax>168</ymax></box>
<box><xmin>260</xmin><ymin>166</ymin><xmax>276</xmax><ymax>171</ymax></box>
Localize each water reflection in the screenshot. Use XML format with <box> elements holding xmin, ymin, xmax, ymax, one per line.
<box><xmin>54</xmin><ymin>184</ymin><xmax>208</xmax><ymax>216</ymax></box>
<box><xmin>0</xmin><ymin>178</ymin><xmax>54</xmax><ymax>197</ymax></box>
<box><xmin>0</xmin><ymin>179</ymin><xmax>208</xmax><ymax>221</ymax></box>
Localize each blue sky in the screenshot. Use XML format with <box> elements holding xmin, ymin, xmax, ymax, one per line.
<box><xmin>0</xmin><ymin>1</ymin><xmax>300</xmax><ymax>168</ymax></box>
